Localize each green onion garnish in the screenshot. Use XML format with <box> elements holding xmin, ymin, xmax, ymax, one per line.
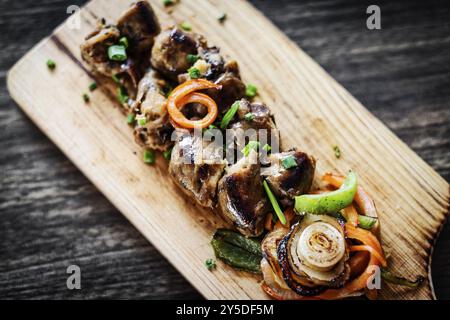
<box><xmin>82</xmin><ymin>93</ymin><xmax>90</xmax><ymax>103</ymax></box>
<box><xmin>119</xmin><ymin>36</ymin><xmax>129</xmax><ymax>48</ymax></box>
<box><xmin>245</xmin><ymin>84</ymin><xmax>258</xmax><ymax>98</ymax></box>
<box><xmin>127</xmin><ymin>113</ymin><xmax>135</xmax><ymax>125</ymax></box>
<box><xmin>205</xmin><ymin>258</ymin><xmax>216</xmax><ymax>271</ymax></box>
<box><xmin>333</xmin><ymin>145</ymin><xmax>341</xmax><ymax>159</ymax></box>
<box><xmin>46</xmin><ymin>59</ymin><xmax>56</xmax><ymax>70</ymax></box>
<box><xmin>136</xmin><ymin>115</ymin><xmax>147</xmax><ymax>126</ymax></box>
<box><xmin>263</xmin><ymin>144</ymin><xmax>271</xmax><ymax>152</ymax></box>
<box><xmin>163</xmin><ymin>148</ymin><xmax>173</xmax><ymax>161</ymax></box>
<box><xmin>180</xmin><ymin>21</ymin><xmax>192</xmax><ymax>31</ymax></box>
<box><xmin>244</xmin><ymin>112</ymin><xmax>254</xmax><ymax>121</ymax></box>
<box><xmin>186</xmin><ymin>54</ymin><xmax>199</xmax><ymax>64</ymax></box>
<box><xmin>108</xmin><ymin>45</ymin><xmax>127</xmax><ymax>61</ymax></box>
<box><xmin>263</xmin><ymin>180</ymin><xmax>286</xmax><ymax>225</ymax></box>
<box><xmin>112</xmin><ymin>74</ymin><xmax>121</xmax><ymax>84</ymax></box>
<box><xmin>281</xmin><ymin>155</ymin><xmax>297</xmax><ymax>169</ymax></box>
<box><xmin>117</xmin><ymin>87</ymin><xmax>129</xmax><ymax>104</ymax></box>
<box><xmin>163</xmin><ymin>0</ymin><xmax>174</xmax><ymax>7</ymax></box>
<box><xmin>381</xmin><ymin>269</ymin><xmax>424</xmax><ymax>288</ymax></box>
<box><xmin>89</xmin><ymin>82</ymin><xmax>97</xmax><ymax>91</ymax></box>
<box><xmin>143</xmin><ymin>150</ymin><xmax>155</xmax><ymax>164</ymax></box>
<box><xmin>220</xmin><ymin>101</ymin><xmax>240</xmax><ymax>129</ymax></box>
<box><xmin>188</xmin><ymin>67</ymin><xmax>201</xmax><ymax>79</ymax></box>
<box><xmin>218</xmin><ymin>13</ymin><xmax>227</xmax><ymax>23</ymax></box>
<box><xmin>241</xmin><ymin>141</ymin><xmax>260</xmax><ymax>157</ymax></box>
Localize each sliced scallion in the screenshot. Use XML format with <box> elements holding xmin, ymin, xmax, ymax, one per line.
<box><xmin>263</xmin><ymin>180</ymin><xmax>286</xmax><ymax>225</ymax></box>
<box><xmin>241</xmin><ymin>141</ymin><xmax>260</xmax><ymax>157</ymax></box>
<box><xmin>220</xmin><ymin>101</ymin><xmax>240</xmax><ymax>129</ymax></box>
<box><xmin>281</xmin><ymin>155</ymin><xmax>297</xmax><ymax>169</ymax></box>
<box><xmin>143</xmin><ymin>150</ymin><xmax>155</xmax><ymax>164</ymax></box>
<box><xmin>119</xmin><ymin>36</ymin><xmax>129</xmax><ymax>48</ymax></box>
<box><xmin>163</xmin><ymin>148</ymin><xmax>173</xmax><ymax>161</ymax></box>
<box><xmin>108</xmin><ymin>45</ymin><xmax>127</xmax><ymax>61</ymax></box>
<box><xmin>245</xmin><ymin>84</ymin><xmax>257</xmax><ymax>98</ymax></box>
<box><xmin>186</xmin><ymin>54</ymin><xmax>199</xmax><ymax>64</ymax></box>
<box><xmin>188</xmin><ymin>67</ymin><xmax>201</xmax><ymax>79</ymax></box>
<box><xmin>180</xmin><ymin>21</ymin><xmax>192</xmax><ymax>31</ymax></box>
<box><xmin>244</xmin><ymin>112</ymin><xmax>254</xmax><ymax>121</ymax></box>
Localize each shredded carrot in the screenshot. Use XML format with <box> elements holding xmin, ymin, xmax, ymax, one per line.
<box><xmin>349</xmin><ymin>245</ymin><xmax>387</xmax><ymax>267</ymax></box>
<box><xmin>342</xmin><ymin>205</ymin><xmax>359</xmax><ymax>227</ymax></box>
<box><xmin>167</xmin><ymin>79</ymin><xmax>221</xmax><ymax>129</ymax></box>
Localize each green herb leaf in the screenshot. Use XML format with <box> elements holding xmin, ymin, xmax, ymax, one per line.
<box><xmin>82</xmin><ymin>93</ymin><xmax>90</xmax><ymax>103</ymax></box>
<box><xmin>117</xmin><ymin>87</ymin><xmax>129</xmax><ymax>104</ymax></box>
<box><xmin>333</xmin><ymin>145</ymin><xmax>341</xmax><ymax>159</ymax></box>
<box><xmin>381</xmin><ymin>269</ymin><xmax>424</xmax><ymax>288</ymax></box>
<box><xmin>188</xmin><ymin>67</ymin><xmax>201</xmax><ymax>79</ymax></box>
<box><xmin>126</xmin><ymin>113</ymin><xmax>135</xmax><ymax>125</ymax></box>
<box><xmin>220</xmin><ymin>101</ymin><xmax>240</xmax><ymax>129</ymax></box>
<box><xmin>119</xmin><ymin>36</ymin><xmax>129</xmax><ymax>48</ymax></box>
<box><xmin>263</xmin><ymin>180</ymin><xmax>286</xmax><ymax>225</ymax></box>
<box><xmin>241</xmin><ymin>141</ymin><xmax>260</xmax><ymax>157</ymax></box>
<box><xmin>163</xmin><ymin>147</ymin><xmax>173</xmax><ymax>161</ymax></box>
<box><xmin>112</xmin><ymin>74</ymin><xmax>121</xmax><ymax>84</ymax></box>
<box><xmin>180</xmin><ymin>21</ymin><xmax>192</xmax><ymax>31</ymax></box>
<box><xmin>218</xmin><ymin>13</ymin><xmax>227</xmax><ymax>23</ymax></box>
<box><xmin>89</xmin><ymin>82</ymin><xmax>97</xmax><ymax>91</ymax></box>
<box><xmin>143</xmin><ymin>150</ymin><xmax>155</xmax><ymax>164</ymax></box>
<box><xmin>108</xmin><ymin>45</ymin><xmax>127</xmax><ymax>61</ymax></box>
<box><xmin>46</xmin><ymin>59</ymin><xmax>56</xmax><ymax>70</ymax></box>
<box><xmin>205</xmin><ymin>258</ymin><xmax>216</xmax><ymax>271</ymax></box>
<box><xmin>281</xmin><ymin>155</ymin><xmax>297</xmax><ymax>169</ymax></box>
<box><xmin>211</xmin><ymin>229</ymin><xmax>262</xmax><ymax>273</ymax></box>
<box><xmin>244</xmin><ymin>112</ymin><xmax>254</xmax><ymax>121</ymax></box>
<box><xmin>245</xmin><ymin>84</ymin><xmax>257</xmax><ymax>98</ymax></box>
<box><xmin>186</xmin><ymin>54</ymin><xmax>199</xmax><ymax>64</ymax></box>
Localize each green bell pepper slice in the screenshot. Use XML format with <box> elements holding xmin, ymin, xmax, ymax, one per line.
<box><xmin>295</xmin><ymin>171</ymin><xmax>357</xmax><ymax>215</ymax></box>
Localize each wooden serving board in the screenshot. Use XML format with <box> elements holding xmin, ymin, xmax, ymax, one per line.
<box><xmin>7</xmin><ymin>0</ymin><xmax>449</xmax><ymax>299</ymax></box>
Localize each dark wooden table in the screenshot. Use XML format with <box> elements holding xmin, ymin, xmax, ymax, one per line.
<box><xmin>1</xmin><ymin>0</ymin><xmax>449</xmax><ymax>299</ymax></box>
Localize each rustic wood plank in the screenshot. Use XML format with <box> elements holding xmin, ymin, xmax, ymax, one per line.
<box><xmin>1</xmin><ymin>0</ymin><xmax>449</xmax><ymax>299</ymax></box>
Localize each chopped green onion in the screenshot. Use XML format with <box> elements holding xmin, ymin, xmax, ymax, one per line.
<box><xmin>205</xmin><ymin>258</ymin><xmax>216</xmax><ymax>271</ymax></box>
<box><xmin>357</xmin><ymin>215</ymin><xmax>377</xmax><ymax>229</ymax></box>
<box><xmin>136</xmin><ymin>115</ymin><xmax>147</xmax><ymax>126</ymax></box>
<box><xmin>188</xmin><ymin>67</ymin><xmax>201</xmax><ymax>79</ymax></box>
<box><xmin>108</xmin><ymin>45</ymin><xmax>127</xmax><ymax>61</ymax></box>
<box><xmin>46</xmin><ymin>59</ymin><xmax>56</xmax><ymax>70</ymax></box>
<box><xmin>82</xmin><ymin>93</ymin><xmax>90</xmax><ymax>103</ymax></box>
<box><xmin>218</xmin><ymin>13</ymin><xmax>227</xmax><ymax>23</ymax></box>
<box><xmin>281</xmin><ymin>155</ymin><xmax>297</xmax><ymax>169</ymax></box>
<box><xmin>89</xmin><ymin>82</ymin><xmax>97</xmax><ymax>91</ymax></box>
<box><xmin>244</xmin><ymin>112</ymin><xmax>254</xmax><ymax>121</ymax></box>
<box><xmin>333</xmin><ymin>145</ymin><xmax>341</xmax><ymax>159</ymax></box>
<box><xmin>186</xmin><ymin>54</ymin><xmax>199</xmax><ymax>64</ymax></box>
<box><xmin>241</xmin><ymin>141</ymin><xmax>260</xmax><ymax>157</ymax></box>
<box><xmin>263</xmin><ymin>180</ymin><xmax>286</xmax><ymax>225</ymax></box>
<box><xmin>112</xmin><ymin>74</ymin><xmax>121</xmax><ymax>84</ymax></box>
<box><xmin>163</xmin><ymin>148</ymin><xmax>173</xmax><ymax>161</ymax></box>
<box><xmin>180</xmin><ymin>21</ymin><xmax>192</xmax><ymax>31</ymax></box>
<box><xmin>126</xmin><ymin>113</ymin><xmax>135</xmax><ymax>125</ymax></box>
<box><xmin>117</xmin><ymin>87</ymin><xmax>129</xmax><ymax>104</ymax></box>
<box><xmin>163</xmin><ymin>0</ymin><xmax>174</xmax><ymax>7</ymax></box>
<box><xmin>143</xmin><ymin>150</ymin><xmax>155</xmax><ymax>164</ymax></box>
<box><xmin>119</xmin><ymin>36</ymin><xmax>129</xmax><ymax>48</ymax></box>
<box><xmin>220</xmin><ymin>101</ymin><xmax>240</xmax><ymax>129</ymax></box>
<box><xmin>245</xmin><ymin>84</ymin><xmax>257</xmax><ymax>98</ymax></box>
<box><xmin>262</xmin><ymin>144</ymin><xmax>271</xmax><ymax>152</ymax></box>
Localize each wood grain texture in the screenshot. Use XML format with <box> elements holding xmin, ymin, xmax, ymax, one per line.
<box><xmin>1</xmin><ymin>0</ymin><xmax>449</xmax><ymax>299</ymax></box>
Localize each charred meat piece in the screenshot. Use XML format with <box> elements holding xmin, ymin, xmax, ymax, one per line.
<box><xmin>208</xmin><ymin>61</ymin><xmax>246</xmax><ymax>111</ymax></box>
<box><xmin>151</xmin><ymin>27</ymin><xmax>198</xmax><ymax>80</ymax></box>
<box><xmin>227</xmin><ymin>99</ymin><xmax>280</xmax><ymax>157</ymax></box>
<box><xmin>169</xmin><ymin>132</ymin><xmax>226</xmax><ymax>208</ymax></box>
<box><xmin>262</xmin><ymin>149</ymin><xmax>316</xmax><ymax>206</ymax></box>
<box><xmin>81</xmin><ymin>1</ymin><xmax>161</xmax><ymax>102</ymax></box>
<box><xmin>81</xmin><ymin>26</ymin><xmax>122</xmax><ymax>77</ymax></box>
<box><xmin>217</xmin><ymin>150</ymin><xmax>269</xmax><ymax>237</ymax></box>
<box><xmin>133</xmin><ymin>70</ymin><xmax>173</xmax><ymax>151</ymax></box>
<box><xmin>117</xmin><ymin>1</ymin><xmax>160</xmax><ymax>54</ymax></box>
